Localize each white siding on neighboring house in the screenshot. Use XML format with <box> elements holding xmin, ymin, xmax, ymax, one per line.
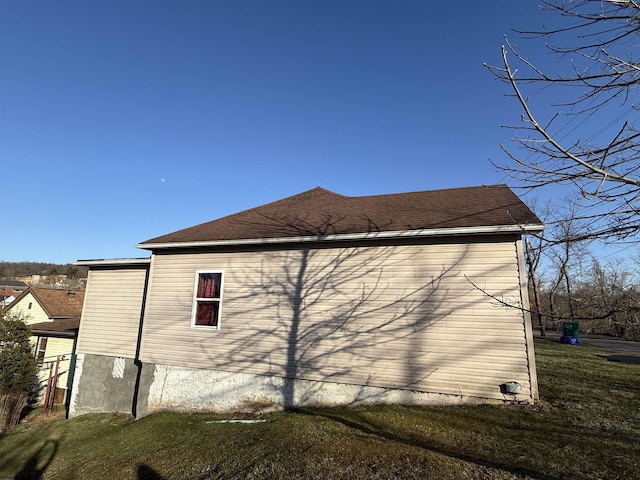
<box><xmin>38</xmin><ymin>337</ymin><xmax>75</xmax><ymax>391</ymax></box>
<box><xmin>10</xmin><ymin>292</ymin><xmax>49</xmax><ymax>324</ymax></box>
<box><xmin>0</xmin><ymin>295</ymin><xmax>17</xmax><ymax>308</ymax></box>
<box><xmin>140</xmin><ymin>236</ymin><xmax>536</xmax><ymax>402</ymax></box>
<box><xmin>76</xmin><ymin>268</ymin><xmax>148</xmax><ymax>358</ymax></box>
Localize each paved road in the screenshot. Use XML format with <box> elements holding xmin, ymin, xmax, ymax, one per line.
<box><xmin>533</xmin><ymin>329</ymin><xmax>640</xmax><ymax>364</ymax></box>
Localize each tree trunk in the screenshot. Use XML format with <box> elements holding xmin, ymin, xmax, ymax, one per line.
<box><xmin>525</xmin><ymin>239</ymin><xmax>545</xmax><ymax>336</ymax></box>
<box><xmin>0</xmin><ymin>392</ymin><xmax>28</xmax><ymax>432</ymax></box>
<box><xmin>563</xmin><ymin>265</ymin><xmax>575</xmax><ymax>319</ymax></box>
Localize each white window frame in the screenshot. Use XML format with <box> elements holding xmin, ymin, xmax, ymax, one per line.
<box><xmin>190</xmin><ymin>270</ymin><xmax>224</xmax><ymax>330</ymax></box>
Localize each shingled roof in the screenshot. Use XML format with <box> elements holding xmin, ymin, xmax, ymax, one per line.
<box><xmin>138</xmin><ymin>185</ymin><xmax>543</xmax><ymax>249</ymax></box>
<box><xmin>12</xmin><ymin>287</ymin><xmax>85</xmax><ymax>319</ymax></box>
<box><xmin>30</xmin><ymin>318</ymin><xmax>80</xmax><ymax>338</ymax></box>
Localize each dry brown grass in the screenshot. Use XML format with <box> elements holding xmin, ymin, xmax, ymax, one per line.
<box><xmin>0</xmin><ymin>338</ymin><xmax>638</xmax><ymax>479</ymax></box>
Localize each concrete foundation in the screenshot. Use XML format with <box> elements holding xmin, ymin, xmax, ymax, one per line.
<box><xmin>146</xmin><ymin>364</ymin><xmax>482</xmax><ymax>414</ymax></box>
<box><xmin>70</xmin><ymin>354</ymin><xmax>490</xmax><ymax>418</ymax></box>
<box><xmin>69</xmin><ymin>354</ymin><xmax>154</xmax><ymax>418</ymax></box>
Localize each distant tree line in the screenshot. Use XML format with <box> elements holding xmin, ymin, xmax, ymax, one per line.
<box><xmin>0</xmin><ymin>262</ymin><xmax>88</xmax><ymax>279</ymax></box>
<box><xmin>534</xmin><ymin>257</ymin><xmax>640</xmax><ymax>341</ymax></box>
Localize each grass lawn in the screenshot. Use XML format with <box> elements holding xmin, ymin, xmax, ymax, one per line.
<box><xmin>0</xmin><ymin>337</ymin><xmax>639</xmax><ymax>479</ymax></box>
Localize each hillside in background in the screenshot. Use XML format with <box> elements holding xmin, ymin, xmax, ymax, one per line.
<box><xmin>0</xmin><ymin>262</ymin><xmax>88</xmax><ymax>280</ymax></box>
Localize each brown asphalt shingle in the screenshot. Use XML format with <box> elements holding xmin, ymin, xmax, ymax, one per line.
<box><xmin>30</xmin><ymin>318</ymin><xmax>80</xmax><ymax>337</ymax></box>
<box><xmin>23</xmin><ymin>288</ymin><xmax>85</xmax><ymax>319</ymax></box>
<box><xmin>140</xmin><ymin>185</ymin><xmax>542</xmax><ymax>246</ymax></box>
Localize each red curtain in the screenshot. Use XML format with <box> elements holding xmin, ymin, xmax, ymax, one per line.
<box><xmin>195</xmin><ymin>273</ymin><xmax>221</xmax><ymax>326</ymax></box>
<box><xmin>197</xmin><ymin>273</ymin><xmax>220</xmax><ymax>298</ymax></box>
<box><xmin>195</xmin><ymin>301</ymin><xmax>219</xmax><ymax>327</ymax></box>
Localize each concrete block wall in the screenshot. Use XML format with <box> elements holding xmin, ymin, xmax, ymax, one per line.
<box><xmin>69</xmin><ymin>354</ymin><xmax>154</xmax><ymax>418</ymax></box>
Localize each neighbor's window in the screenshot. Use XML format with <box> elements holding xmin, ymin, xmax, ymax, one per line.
<box><xmin>191</xmin><ymin>271</ymin><xmax>224</xmax><ymax>328</ymax></box>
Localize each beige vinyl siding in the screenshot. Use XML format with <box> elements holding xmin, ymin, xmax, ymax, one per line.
<box><xmin>11</xmin><ymin>293</ymin><xmax>50</xmax><ymax>324</ymax></box>
<box><xmin>141</xmin><ymin>237</ymin><xmax>533</xmax><ymax>400</ymax></box>
<box><xmin>76</xmin><ymin>268</ymin><xmax>147</xmax><ymax>358</ymax></box>
<box><xmin>516</xmin><ymin>238</ymin><xmax>539</xmax><ymax>399</ymax></box>
<box><xmin>37</xmin><ymin>337</ymin><xmax>75</xmax><ymax>390</ymax></box>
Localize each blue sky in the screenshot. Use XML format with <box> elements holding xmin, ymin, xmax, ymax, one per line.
<box><xmin>0</xmin><ymin>1</ymin><xmax>586</xmax><ymax>263</ymax></box>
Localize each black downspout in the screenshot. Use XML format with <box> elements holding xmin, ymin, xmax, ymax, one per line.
<box><xmin>64</xmin><ymin>333</ymin><xmax>79</xmax><ymax>419</ymax></box>
<box><xmin>131</xmin><ymin>266</ymin><xmax>151</xmax><ymax>419</ymax></box>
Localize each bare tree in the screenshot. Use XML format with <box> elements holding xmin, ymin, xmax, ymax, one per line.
<box><xmin>525</xmin><ymin>236</ymin><xmax>546</xmax><ymax>334</ymax></box>
<box><xmin>539</xmin><ymin>200</ymin><xmax>591</xmax><ymax>323</ymax></box>
<box><xmin>517</xmin><ymin>198</ymin><xmax>591</xmax><ymax>332</ymax></box>
<box><xmin>578</xmin><ymin>257</ymin><xmax>640</xmax><ymax>338</ymax></box>
<box><xmin>486</xmin><ymin>0</ymin><xmax>640</xmax><ymax>242</ymax></box>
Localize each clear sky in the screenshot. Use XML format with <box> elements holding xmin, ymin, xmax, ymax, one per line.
<box><xmin>1</xmin><ymin>1</ymin><xmax>578</xmax><ymax>263</ymax></box>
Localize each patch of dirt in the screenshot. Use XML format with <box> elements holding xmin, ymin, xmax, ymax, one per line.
<box><xmin>16</xmin><ymin>408</ymin><xmax>66</xmax><ymax>431</ymax></box>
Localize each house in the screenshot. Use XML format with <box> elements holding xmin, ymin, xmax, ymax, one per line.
<box><xmin>0</xmin><ymin>280</ymin><xmax>28</xmax><ymax>309</ymax></box>
<box><xmin>5</xmin><ymin>287</ymin><xmax>85</xmax><ymax>404</ymax></box>
<box><xmin>0</xmin><ymin>279</ymin><xmax>29</xmax><ymax>292</ymax></box>
<box><xmin>0</xmin><ymin>288</ymin><xmax>20</xmax><ymax>309</ymax></box>
<box><xmin>70</xmin><ymin>185</ymin><xmax>543</xmax><ymax>418</ymax></box>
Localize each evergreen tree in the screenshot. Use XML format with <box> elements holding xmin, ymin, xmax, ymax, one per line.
<box><xmin>0</xmin><ymin>311</ymin><xmax>39</xmax><ymax>431</ymax></box>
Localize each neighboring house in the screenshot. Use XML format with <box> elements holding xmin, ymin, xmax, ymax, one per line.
<box><xmin>70</xmin><ymin>185</ymin><xmax>543</xmax><ymax>418</ymax></box>
<box><xmin>0</xmin><ymin>294</ymin><xmax>16</xmax><ymax>309</ymax></box>
<box><xmin>0</xmin><ymin>287</ymin><xmax>22</xmax><ymax>309</ymax></box>
<box><xmin>0</xmin><ymin>280</ymin><xmax>28</xmax><ymax>309</ymax></box>
<box><xmin>0</xmin><ymin>279</ymin><xmax>29</xmax><ymax>291</ymax></box>
<box><xmin>5</xmin><ymin>287</ymin><xmax>85</xmax><ymax>404</ymax></box>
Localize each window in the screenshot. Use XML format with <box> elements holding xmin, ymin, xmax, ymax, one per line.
<box><xmin>191</xmin><ymin>271</ymin><xmax>224</xmax><ymax>328</ymax></box>
<box><xmin>28</xmin><ymin>302</ymin><xmax>32</xmax><ymax>310</ymax></box>
<box><xmin>35</xmin><ymin>337</ymin><xmax>47</xmax><ymax>366</ymax></box>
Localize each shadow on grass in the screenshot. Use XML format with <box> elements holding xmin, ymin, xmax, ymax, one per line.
<box><xmin>299</xmin><ymin>408</ymin><xmax>559</xmax><ymax>480</ymax></box>
<box><xmin>14</xmin><ymin>439</ymin><xmax>57</xmax><ymax>480</ymax></box>
<box><xmin>138</xmin><ymin>464</ymin><xmax>166</xmax><ymax>480</ymax></box>
<box><xmin>601</xmin><ymin>354</ymin><xmax>640</xmax><ymax>365</ymax></box>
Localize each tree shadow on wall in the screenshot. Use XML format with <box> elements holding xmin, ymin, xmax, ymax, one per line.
<box><xmin>187</xmin><ymin>212</ymin><xmax>496</xmax><ymax>409</ymax></box>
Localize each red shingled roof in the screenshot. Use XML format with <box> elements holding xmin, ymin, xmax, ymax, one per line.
<box><xmin>139</xmin><ymin>185</ymin><xmax>542</xmax><ymax>247</ymax></box>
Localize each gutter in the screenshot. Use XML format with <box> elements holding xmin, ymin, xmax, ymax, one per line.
<box><xmin>73</xmin><ymin>258</ymin><xmax>151</xmax><ymax>267</ymax></box>
<box><xmin>31</xmin><ymin>330</ymin><xmax>77</xmax><ymax>338</ymax></box>
<box><xmin>135</xmin><ymin>223</ymin><xmax>545</xmax><ymax>251</ymax></box>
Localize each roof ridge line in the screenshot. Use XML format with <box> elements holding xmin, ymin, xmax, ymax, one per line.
<box><xmin>351</xmin><ymin>184</ymin><xmax>509</xmax><ymax>200</ymax></box>
<box><xmin>140</xmin><ymin>187</ymin><xmax>344</xmax><ymax>244</ymax></box>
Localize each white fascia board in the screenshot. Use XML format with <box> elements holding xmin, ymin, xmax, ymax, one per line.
<box><xmin>73</xmin><ymin>258</ymin><xmax>151</xmax><ymax>267</ymax></box>
<box><xmin>135</xmin><ymin>223</ymin><xmax>545</xmax><ymax>251</ymax></box>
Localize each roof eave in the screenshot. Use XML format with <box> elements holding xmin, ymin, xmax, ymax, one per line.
<box><xmin>136</xmin><ymin>223</ymin><xmax>545</xmax><ymax>251</ymax></box>
<box><xmin>74</xmin><ymin>257</ymin><xmax>151</xmax><ymax>267</ymax></box>
<box><xmin>30</xmin><ymin>329</ymin><xmax>77</xmax><ymax>338</ymax></box>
